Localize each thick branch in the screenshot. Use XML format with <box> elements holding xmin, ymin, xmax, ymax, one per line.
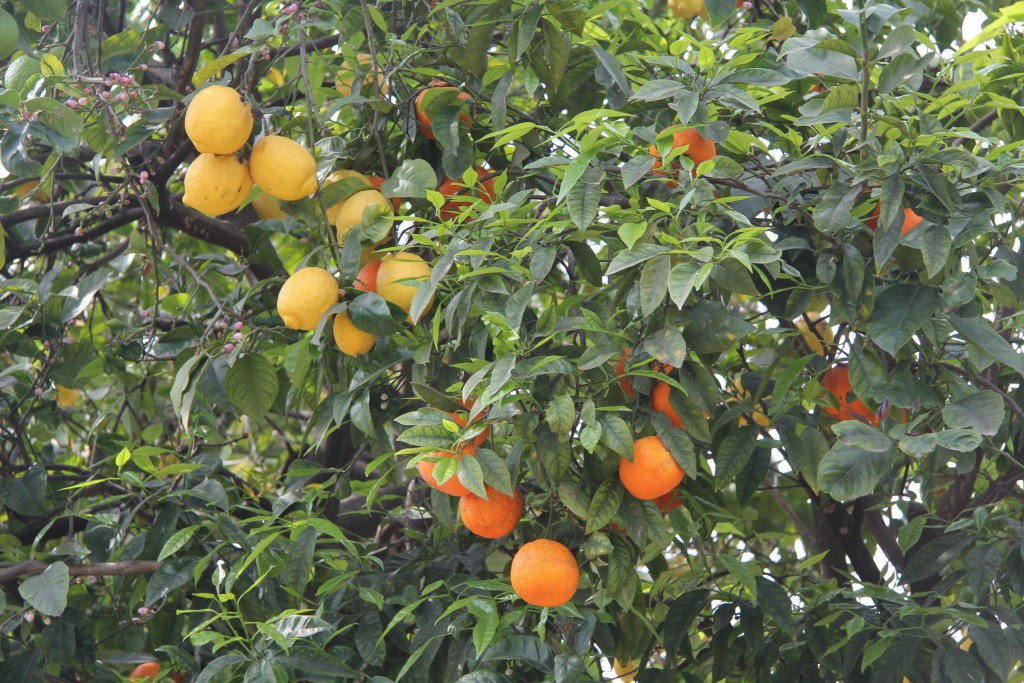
<box><xmin>0</xmin><ymin>560</ymin><xmax>160</xmax><ymax>583</ymax></box>
<box><xmin>818</xmin><ymin>499</ymin><xmax>882</xmax><ymax>584</ymax></box>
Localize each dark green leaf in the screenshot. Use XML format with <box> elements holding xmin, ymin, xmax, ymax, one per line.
<box><xmin>714</xmin><ymin>426</ymin><xmax>757</xmax><ymax>490</ymax></box>
<box><xmin>951</xmin><ymin>316</ymin><xmax>1024</xmax><ymax>376</ymax></box>
<box><xmin>225</xmin><ymin>354</ymin><xmax>279</xmax><ymax>420</ymax></box>
<box><xmin>639</xmin><ymin>254</ymin><xmax>671</xmax><ymax>318</ymax></box>
<box><xmin>942</xmin><ymin>391</ymin><xmax>1004</xmax><ymax>436</ymax></box>
<box><xmin>586</xmin><ymin>478</ymin><xmax>623</xmax><ymax>533</ymax></box>
<box><xmin>18</xmin><ymin>562</ymin><xmax>69</xmax><ymax>616</ymax></box>
<box><xmin>755</xmin><ymin>577</ymin><xmax>796</xmax><ymax>637</ymax></box>
<box><xmin>866</xmin><ymin>285</ymin><xmax>940</xmax><ymax>355</ymax></box>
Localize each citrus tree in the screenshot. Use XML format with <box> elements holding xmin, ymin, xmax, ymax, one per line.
<box><xmin>3</xmin><ymin>0</ymin><xmax>1024</xmax><ymax>680</ymax></box>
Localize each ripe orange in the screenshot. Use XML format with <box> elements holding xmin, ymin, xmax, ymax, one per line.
<box><xmin>460</xmin><ymin>486</ymin><xmax>523</xmax><ymax>538</ymax></box>
<box><xmin>654</xmin><ymin>488</ymin><xmax>682</xmax><ymax>512</ymax></box>
<box><xmin>354</xmin><ymin>259</ymin><xmax>381</xmax><ymax>292</ymax></box>
<box><xmin>650</xmin><ymin>128</ymin><xmax>716</xmax><ymax>180</ymax></box>
<box><xmin>128</xmin><ymin>662</ymin><xmax>182</xmax><ymax>682</ymax></box>
<box><xmin>366</xmin><ymin>175</ymin><xmax>401</xmax><ymax>212</ymax></box>
<box><xmin>417</xmin><ymin>446</ymin><xmax>474</xmax><ymax>496</ymax></box>
<box><xmin>615</xmin><ymin>348</ymin><xmax>636</xmax><ymax>398</ymax></box>
<box><xmin>651</xmin><ymin>382</ymin><xmax>685</xmax><ymax>429</ymax></box>
<box><xmin>619</xmin><ymin>435</ymin><xmax>685</xmax><ymax>500</ymax></box>
<box><xmin>865</xmin><ymin>203</ymin><xmax>923</xmax><ymax>236</ymax></box>
<box><xmin>415</xmin><ymin>79</ymin><xmax>472</xmax><ymax>140</ymax></box>
<box><xmin>437</xmin><ymin>166</ymin><xmax>495</xmax><ymax>220</ymax></box>
<box><xmin>448</xmin><ymin>398</ymin><xmax>489</xmax><ymax>447</ymax></box>
<box><xmin>820</xmin><ymin>364</ymin><xmax>880</xmax><ymax>426</ymax></box>
<box><xmin>510</xmin><ymin>539</ymin><xmax>579</xmax><ymax>607</ymax></box>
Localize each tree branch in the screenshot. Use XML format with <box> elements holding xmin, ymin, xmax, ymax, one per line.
<box><xmin>0</xmin><ymin>560</ymin><xmax>161</xmax><ymax>583</ymax></box>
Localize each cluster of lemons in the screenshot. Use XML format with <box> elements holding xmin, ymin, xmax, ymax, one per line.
<box><xmin>180</xmin><ymin>83</ymin><xmax>436</xmax><ymax>355</ymax></box>
<box><xmin>182</xmin><ymin>85</ymin><xmax>317</xmax><ymax>216</ymax></box>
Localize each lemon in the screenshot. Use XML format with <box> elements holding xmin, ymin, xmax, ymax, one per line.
<box><xmin>377</xmin><ymin>252</ymin><xmax>433</xmax><ymax>322</ymax></box>
<box><xmin>277</xmin><ymin>267</ymin><xmax>339</xmax><ymax>330</ymax></box>
<box><xmin>668</xmin><ymin>0</ymin><xmax>708</xmax><ymax>19</ymax></box>
<box><xmin>4</xmin><ymin>55</ymin><xmax>41</xmax><ymax>94</ymax></box>
<box><xmin>794</xmin><ymin>313</ymin><xmax>833</xmax><ymax>356</ymax></box>
<box><xmin>182</xmin><ymin>154</ymin><xmax>253</xmax><ymax>216</ymax></box>
<box><xmin>250</xmin><ymin>135</ymin><xmax>317</xmax><ymax>201</ymax></box>
<box><xmin>56</xmin><ymin>386</ymin><xmax>78</xmax><ymax>408</ymax></box>
<box><xmin>333</xmin><ymin>311</ymin><xmax>375</xmax><ymax>355</ymax></box>
<box><xmin>336</xmin><ymin>53</ymin><xmax>388</xmax><ymax>97</ymax></box>
<box><xmin>335</xmin><ymin>190</ymin><xmax>392</xmax><ymax>244</ymax></box>
<box><xmin>0</xmin><ymin>10</ymin><xmax>18</xmax><ymax>61</ymax></box>
<box><xmin>323</xmin><ymin>169</ymin><xmax>371</xmax><ymax>225</ymax></box>
<box><xmin>251</xmin><ymin>192</ymin><xmax>285</xmax><ymax>220</ymax></box>
<box><xmin>184</xmin><ymin>85</ymin><xmax>254</xmax><ymax>155</ymax></box>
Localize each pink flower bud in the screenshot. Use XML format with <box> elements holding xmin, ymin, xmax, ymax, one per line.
<box><xmin>233</xmin><ymin>332</ymin><xmax>243</xmax><ymax>342</ymax></box>
<box><xmin>140</xmin><ymin>64</ymin><xmax>148</xmax><ymax>71</ymax></box>
<box><xmin>104</xmin><ymin>79</ymin><xmax>113</xmax><ymax>87</ymax></box>
<box><xmin>233</xmin><ymin>321</ymin><xmax>244</xmax><ymax>330</ymax></box>
<box><xmin>24</xmin><ymin>611</ymin><xmax>35</xmax><ymax>622</ymax></box>
<box><xmin>140</xmin><ymin>309</ymin><xmax>150</xmax><ymax>318</ymax></box>
<box><xmin>231</xmin><ymin>37</ymin><xmax>239</xmax><ymax>47</ymax></box>
<box><xmin>223</xmin><ymin>343</ymin><xmax>234</xmax><ymax>352</ymax></box>
<box><xmin>40</xmin><ymin>25</ymin><xmax>49</xmax><ymax>32</ymax></box>
<box><xmin>62</xmin><ymin>336</ymin><xmax>73</xmax><ymax>344</ymax></box>
<box><xmin>139</xmin><ymin>171</ymin><xmax>149</xmax><ymax>182</ymax></box>
<box><xmin>154</xmin><ymin>40</ymin><xmax>165</xmax><ymax>50</ymax></box>
<box><xmin>78</xmin><ymin>97</ymin><xmax>88</xmax><ymax>106</ymax></box>
<box><xmin>34</xmin><ymin>387</ymin><xmax>43</xmax><ymax>397</ymax></box>
<box><xmin>74</xmin><ymin>227</ymin><xmax>84</xmax><ymax>236</ymax></box>
<box><xmin>283</xmin><ymin>3</ymin><xmax>298</xmax><ymax>12</ymax></box>
<box><xmin>42</xmin><ymin>617</ymin><xmax>51</xmax><ymax>626</ymax></box>
<box><xmin>66</xmin><ymin>98</ymin><xmax>79</xmax><ymax>108</ymax></box>
<box><xmin>86</xmin><ymin>575</ymin><xmax>97</xmax><ymax>583</ymax></box>
<box><xmin>137</xmin><ymin>607</ymin><xmax>150</xmax><ymax>616</ymax></box>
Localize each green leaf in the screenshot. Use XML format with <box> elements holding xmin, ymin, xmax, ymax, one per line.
<box><xmin>192</xmin><ymin>49</ymin><xmax>254</xmax><ymax>87</ymax></box>
<box><xmin>866</xmin><ymin>284</ymin><xmax>940</xmax><ymax>355</ymax></box>
<box><xmin>382</xmin><ymin>158</ymin><xmax>436</xmax><ymax>199</ymax></box>
<box><xmin>19</xmin><ymin>562</ymin><xmax>69</xmax><ymax>616</ymax></box>
<box><xmin>458</xmin><ymin>453</ymin><xmax>488</xmax><ymax>498</ymax></box>
<box><xmin>639</xmin><ymin>254</ymin><xmax>671</xmax><ymax>318</ymax></box>
<box><xmin>170</xmin><ymin>355</ymin><xmax>203</xmax><ymax>432</ymax></box>
<box><xmin>0</xmin><ymin>463</ymin><xmax>46</xmax><ymax>515</ymax></box>
<box><xmin>599</xmin><ymin>416</ymin><xmax>634</xmax><ymax>460</ymax></box>
<box><xmin>653</xmin><ymin>419</ymin><xmax>698</xmax><ymax>477</ymax></box>
<box><xmin>942</xmin><ymin>391</ymin><xmax>1004</xmax><ymax>436</ymax></box>
<box><xmin>471</xmin><ymin>600</ymin><xmax>499</xmax><ymax>657</ymax></box>
<box><xmin>567</xmin><ymin>168</ymin><xmax>603</xmax><ymax>229</ymax></box>
<box><xmin>901</xmin><ymin>534</ymin><xmax>971</xmax><ymax>583</ymax></box>
<box><xmin>812</xmin><ymin>181</ymin><xmax>859</xmax><ymax>233</ymax></box>
<box><xmin>225</xmin><ymin>354</ymin><xmax>279</xmax><ymax>420</ymax></box>
<box><xmin>668</xmin><ymin>262</ymin><xmax>700</xmax><ymax>309</ymax></box>
<box><xmin>158</xmin><ymin>526</ymin><xmax>200</xmax><ymax>562</ymax></box>
<box><xmin>606</xmin><ymin>242</ymin><xmax>671</xmax><ymax>274</ymax></box>
<box><xmin>586</xmin><ymin>478</ymin><xmax>623</xmax><ymax>533</ymax></box>
<box><xmin>476</xmin><ymin>448</ymin><xmax>513</xmax><ymax>495</ymax></box>
<box><xmin>755</xmin><ymin>577</ymin><xmax>796</xmax><ymax>637</ymax></box>
<box><xmin>918</xmin><ymin>221</ymin><xmax>952</xmax><ymax>278</ymax></box>
<box><xmin>643</xmin><ymin>328</ymin><xmax>687</xmax><ymax>368</ymax></box>
<box><xmin>714</xmin><ymin>426</ymin><xmax>757</xmax><ymax>490</ymax></box>
<box><xmin>631</xmin><ymin>79</ymin><xmax>686</xmax><ymax>102</ymax></box>
<box><xmin>545</xmin><ymin>395</ymin><xmax>576</xmax><ymax>439</ymax></box>
<box><xmin>348</xmin><ymin>292</ymin><xmax>403</xmax><ymax>335</ymax></box>
<box><xmin>719</xmin><ymin>554</ymin><xmax>758</xmax><ymax>595</ymax></box>
<box><xmin>951</xmin><ymin>316</ymin><xmax>1024</xmax><ymax>376</ymax></box>
<box><xmin>898</xmin><ymin>516</ymin><xmax>926</xmax><ymax>553</ymax></box>
<box><xmin>818</xmin><ymin>432</ymin><xmax>897</xmax><ymax>500</ymax></box>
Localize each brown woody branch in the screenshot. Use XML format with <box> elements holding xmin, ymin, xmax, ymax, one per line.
<box><xmin>0</xmin><ymin>560</ymin><xmax>160</xmax><ymax>583</ymax></box>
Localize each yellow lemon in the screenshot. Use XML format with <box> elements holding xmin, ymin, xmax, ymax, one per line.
<box><xmin>668</xmin><ymin>0</ymin><xmax>708</xmax><ymax>19</ymax></box>
<box><xmin>336</xmin><ymin>53</ymin><xmax>388</xmax><ymax>97</ymax></box>
<box><xmin>56</xmin><ymin>386</ymin><xmax>78</xmax><ymax>408</ymax></box>
<box><xmin>251</xmin><ymin>192</ymin><xmax>285</xmax><ymax>220</ymax></box>
<box><xmin>794</xmin><ymin>313</ymin><xmax>833</xmax><ymax>356</ymax></box>
<box><xmin>323</xmin><ymin>169</ymin><xmax>371</xmax><ymax>224</ymax></box>
<box><xmin>612</xmin><ymin>659</ymin><xmax>638</xmax><ymax>682</ymax></box>
<box><xmin>250</xmin><ymin>135</ymin><xmax>317</xmax><ymax>201</ymax></box>
<box><xmin>335</xmin><ymin>189</ymin><xmax>392</xmax><ymax>244</ymax></box>
<box><xmin>333</xmin><ymin>311</ymin><xmax>375</xmax><ymax>356</ymax></box>
<box><xmin>182</xmin><ymin>154</ymin><xmax>253</xmax><ymax>216</ymax></box>
<box><xmin>184</xmin><ymin>85</ymin><xmax>254</xmax><ymax>155</ymax></box>
<box><xmin>377</xmin><ymin>252</ymin><xmax>433</xmax><ymax>323</ymax></box>
<box><xmin>277</xmin><ymin>267</ymin><xmax>339</xmax><ymax>330</ymax></box>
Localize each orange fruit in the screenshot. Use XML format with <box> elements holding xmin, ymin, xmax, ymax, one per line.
<box><xmin>448</xmin><ymin>399</ymin><xmax>489</xmax><ymax>447</ymax></box>
<box><xmin>651</xmin><ymin>382</ymin><xmax>685</xmax><ymax>429</ymax></box>
<box><xmin>510</xmin><ymin>539</ymin><xmax>579</xmax><ymax>607</ymax></box>
<box><xmin>415</xmin><ymin>79</ymin><xmax>472</xmax><ymax>140</ymax></box>
<box><xmin>128</xmin><ymin>662</ymin><xmax>163</xmax><ymax>682</ymax></box>
<box><xmin>367</xmin><ymin>175</ymin><xmax>401</xmax><ymax>212</ymax></box>
<box><xmin>654</xmin><ymin>488</ymin><xmax>682</xmax><ymax>512</ymax></box>
<box><xmin>460</xmin><ymin>486</ymin><xmax>523</xmax><ymax>538</ymax></box>
<box><xmin>619</xmin><ymin>435</ymin><xmax>685</xmax><ymax>500</ymax></box>
<box><xmin>615</xmin><ymin>348</ymin><xmax>636</xmax><ymax>398</ymax></box>
<box><xmin>650</xmin><ymin>128</ymin><xmax>716</xmax><ymax>181</ymax></box>
<box><xmin>820</xmin><ymin>364</ymin><xmax>880</xmax><ymax>426</ymax></box>
<box><xmin>437</xmin><ymin>166</ymin><xmax>496</xmax><ymax>220</ymax></box>
<box><xmin>865</xmin><ymin>203</ymin><xmax>923</xmax><ymax>236</ymax></box>
<box><xmin>417</xmin><ymin>446</ymin><xmax>474</xmax><ymax>496</ymax></box>
<box><xmin>354</xmin><ymin>259</ymin><xmax>381</xmax><ymax>292</ymax></box>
